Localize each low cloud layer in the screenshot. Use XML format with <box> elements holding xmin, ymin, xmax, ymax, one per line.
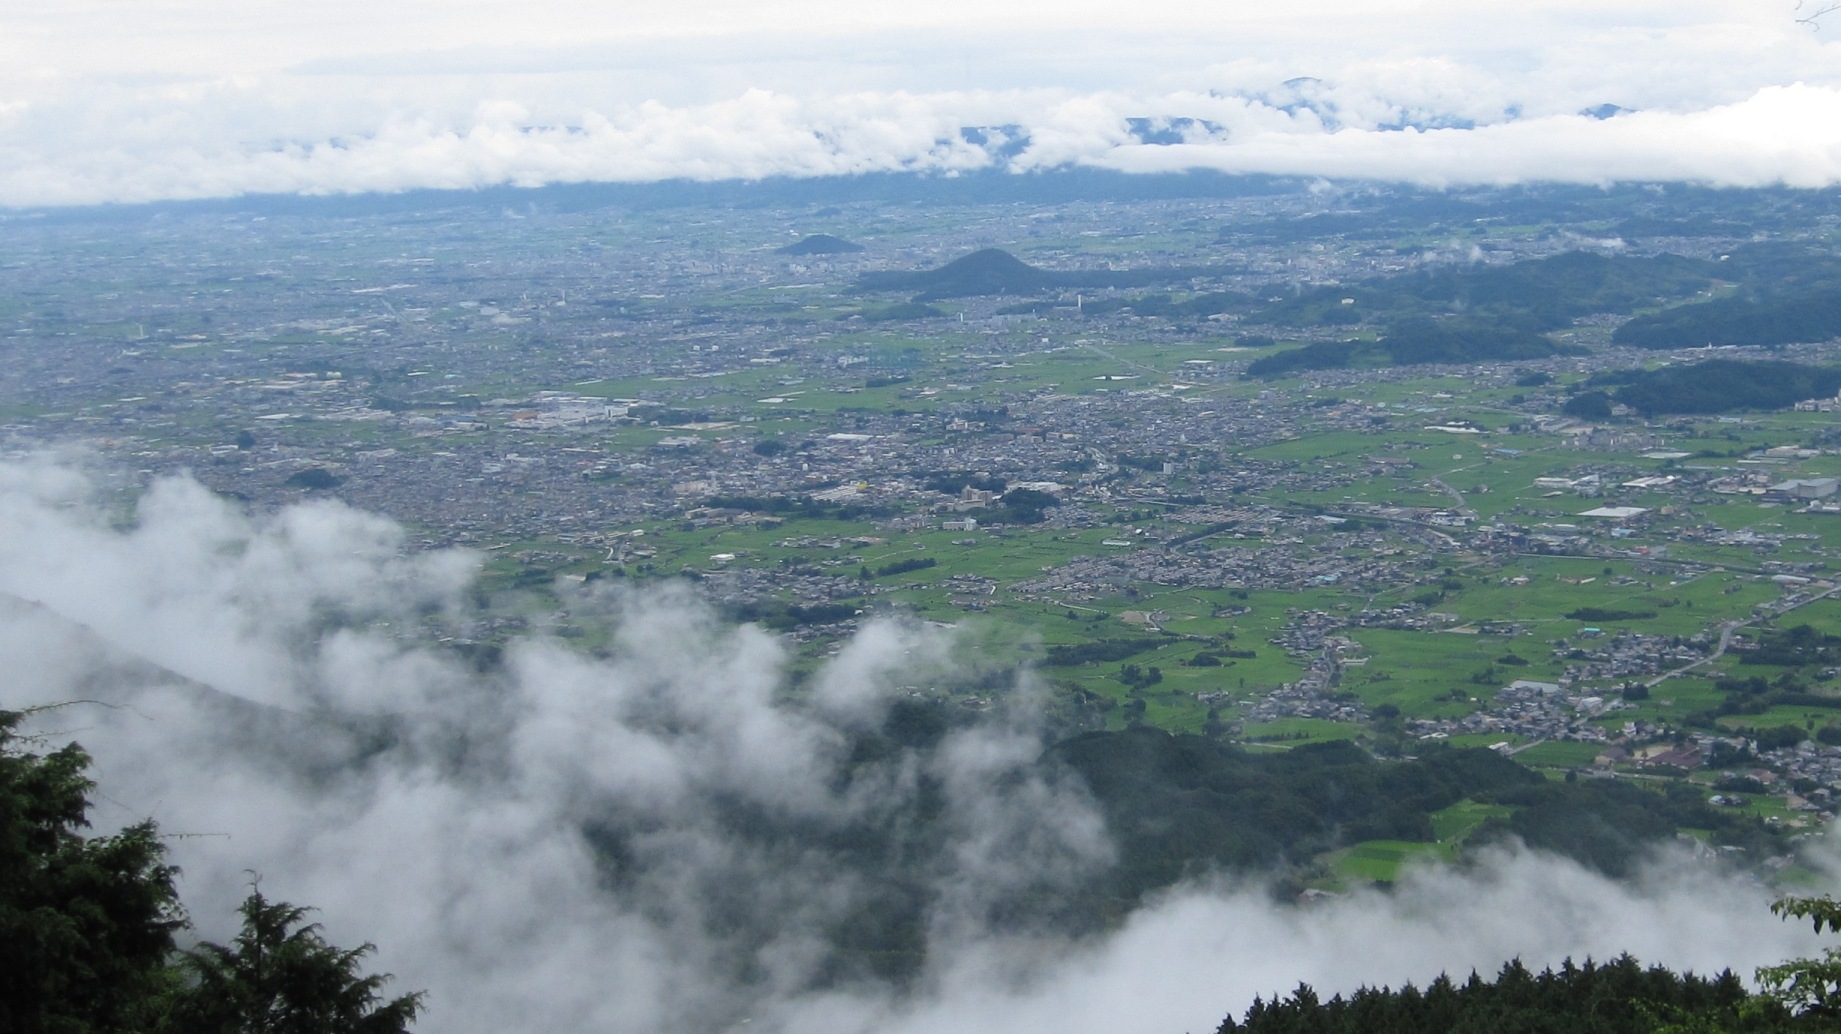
<box><xmin>2</xmin><ymin>2</ymin><xmax>1839</xmax><ymax>205</ymax></box>
<box><xmin>2</xmin><ymin>455</ymin><xmax>1833</xmax><ymax>1034</ymax></box>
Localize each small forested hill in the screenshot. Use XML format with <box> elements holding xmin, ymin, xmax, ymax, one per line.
<box><xmin>1250</xmin><ymin>250</ymin><xmax>1715</xmax><ymax>329</ymax></box>
<box><xmin>1589</xmin><ymin>359</ymin><xmax>1841</xmax><ymax>414</ymax></box>
<box><xmin>777</xmin><ymin>233</ymin><xmax>865</xmax><ymax>255</ymax></box>
<box><xmin>852</xmin><ymin>248</ymin><xmax>1216</xmax><ymax>300</ymax></box>
<box><xmin>1217</xmin><ymin>956</ymin><xmax>1782</xmax><ymax>1034</ymax></box>
<box><xmin>1486</xmin><ymin>776</ymin><xmax>1778</xmax><ymax>877</ymax></box>
<box><xmin>855</xmin><ymin>248</ymin><xmax>1055</xmax><ymax>298</ymax></box>
<box><xmin>1245</xmin><ymin>316</ymin><xmax>1583</xmax><ymax>379</ymax></box>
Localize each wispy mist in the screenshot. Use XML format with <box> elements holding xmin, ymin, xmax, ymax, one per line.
<box><xmin>3</xmin><ymin>457</ymin><xmax>1830</xmax><ymax>1034</ymax></box>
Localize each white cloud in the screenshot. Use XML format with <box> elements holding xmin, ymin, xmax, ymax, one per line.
<box><xmin>1099</xmin><ymin>84</ymin><xmax>1841</xmax><ymax>187</ymax></box>
<box><xmin>6</xmin><ymin>78</ymin><xmax>1841</xmax><ymax>206</ymax></box>
<box><xmin>0</xmin><ymin>1</ymin><xmax>1838</xmax><ymax>204</ymax></box>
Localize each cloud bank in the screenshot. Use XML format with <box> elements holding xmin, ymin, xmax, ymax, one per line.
<box><xmin>2</xmin><ymin>1</ymin><xmax>1840</xmax><ymax>206</ymax></box>
<box><xmin>1</xmin><ymin>454</ymin><xmax>1834</xmax><ymax>1034</ymax></box>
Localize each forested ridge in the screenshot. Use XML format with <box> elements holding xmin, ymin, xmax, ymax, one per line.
<box><xmin>1233</xmin><ymin>249</ymin><xmax>1755</xmax><ymax>379</ymax></box>
<box><xmin>1588</xmin><ymin>360</ymin><xmax>1841</xmax><ymax>415</ymax></box>
<box><xmin>1048</xmin><ymin>727</ymin><xmax>1782</xmax><ymax>896</ymax></box>
<box><xmin>1244</xmin><ymin>316</ymin><xmax>1583</xmax><ymax>378</ymax></box>
<box><xmin>1218</xmin><ymin>894</ymin><xmax>1841</xmax><ymax>1032</ymax></box>
<box><xmin>1218</xmin><ymin>955</ymin><xmax>1804</xmax><ymax>1033</ymax></box>
<box><xmin>1613</xmin><ymin>289</ymin><xmax>1841</xmax><ymax>351</ymax></box>
<box><xmin>1252</xmin><ymin>250</ymin><xmax>1715</xmax><ymax>330</ymax></box>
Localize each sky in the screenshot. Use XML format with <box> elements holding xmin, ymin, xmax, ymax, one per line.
<box><xmin>1</xmin><ymin>0</ymin><xmax>1839</xmax><ymax>206</ymax></box>
<box><xmin>3</xmin><ymin>454</ymin><xmax>1833</xmax><ymax>1034</ymax></box>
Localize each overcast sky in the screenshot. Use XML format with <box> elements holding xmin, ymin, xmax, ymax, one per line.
<box><xmin>2</xmin><ymin>0</ymin><xmax>1838</xmax><ymax>206</ymax></box>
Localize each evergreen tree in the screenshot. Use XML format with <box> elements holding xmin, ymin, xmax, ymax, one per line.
<box><xmin>159</xmin><ymin>889</ymin><xmax>423</xmax><ymax>1034</ymax></box>
<box><xmin>0</xmin><ymin>707</ymin><xmax>422</xmax><ymax>1033</ymax></box>
<box><xmin>0</xmin><ymin>708</ymin><xmax>185</xmax><ymax>1034</ymax></box>
<box><xmin>1215</xmin><ymin>955</ymin><xmax>1789</xmax><ymax>1033</ymax></box>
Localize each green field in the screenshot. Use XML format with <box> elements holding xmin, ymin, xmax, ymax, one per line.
<box><xmin>1333</xmin><ymin>840</ymin><xmax>1448</xmax><ymax>883</ymax></box>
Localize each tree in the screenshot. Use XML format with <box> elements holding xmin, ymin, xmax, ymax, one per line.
<box><xmin>1758</xmin><ymin>895</ymin><xmax>1841</xmax><ymax>1019</ymax></box>
<box><xmin>1</xmin><ymin>707</ymin><xmax>422</xmax><ymax>1034</ymax></box>
<box><xmin>1217</xmin><ymin>955</ymin><xmax>1773</xmax><ymax>1033</ymax></box>
<box><xmin>1563</xmin><ymin>390</ymin><xmax>1614</xmax><ymax>420</ymax></box>
<box><xmin>160</xmin><ymin>888</ymin><xmax>423</xmax><ymax>1034</ymax></box>
<box><xmin>0</xmin><ymin>708</ymin><xmax>185</xmax><ymax>1034</ymax></box>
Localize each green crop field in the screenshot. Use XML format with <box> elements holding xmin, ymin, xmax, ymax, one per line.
<box><xmin>1332</xmin><ymin>840</ymin><xmax>1448</xmax><ymax>883</ymax></box>
<box><xmin>1430</xmin><ymin>800</ymin><xmax>1514</xmax><ymax>841</ymax></box>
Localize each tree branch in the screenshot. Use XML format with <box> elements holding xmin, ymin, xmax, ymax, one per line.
<box><xmin>1797</xmin><ymin>0</ymin><xmax>1840</xmax><ymax>29</ymax></box>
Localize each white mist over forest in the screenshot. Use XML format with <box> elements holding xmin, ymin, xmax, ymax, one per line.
<box><xmin>2</xmin><ymin>453</ymin><xmax>1829</xmax><ymax>1034</ymax></box>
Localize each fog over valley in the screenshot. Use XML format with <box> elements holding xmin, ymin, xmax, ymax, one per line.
<box><xmin>3</xmin><ymin>456</ymin><xmax>1828</xmax><ymax>1033</ymax></box>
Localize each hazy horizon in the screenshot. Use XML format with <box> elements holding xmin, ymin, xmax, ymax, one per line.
<box><xmin>3</xmin><ymin>1</ymin><xmax>1840</xmax><ymax>207</ymax></box>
